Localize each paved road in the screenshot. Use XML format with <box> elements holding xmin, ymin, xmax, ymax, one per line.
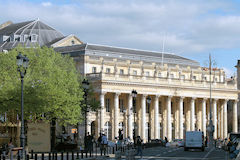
<box><xmin>132</xmin><ymin>146</ymin><xmax>229</xmax><ymax>160</ymax></box>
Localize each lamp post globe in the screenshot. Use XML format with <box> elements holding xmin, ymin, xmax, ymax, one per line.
<box><xmin>16</xmin><ymin>53</ymin><xmax>29</xmax><ymax>160</ymax></box>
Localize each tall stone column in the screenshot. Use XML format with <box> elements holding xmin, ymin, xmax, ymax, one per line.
<box><xmin>167</xmin><ymin>96</ymin><xmax>172</xmax><ymax>141</ymax></box>
<box><xmin>190</xmin><ymin>98</ymin><xmax>195</xmax><ymax>131</ymax></box>
<box><xmin>213</xmin><ymin>99</ymin><xmax>217</xmax><ymax>139</ymax></box>
<box><xmin>154</xmin><ymin>95</ymin><xmax>160</xmax><ymax>139</ymax></box>
<box><xmin>114</xmin><ymin>93</ymin><xmax>120</xmax><ymax>138</ymax></box>
<box><xmin>100</xmin><ymin>92</ymin><xmax>106</xmax><ymax>133</ymax></box>
<box><xmin>221</xmin><ymin>102</ymin><xmax>224</xmax><ymax>139</ymax></box>
<box><xmin>233</xmin><ymin>100</ymin><xmax>238</xmax><ymax>133</ymax></box>
<box><xmin>128</xmin><ymin>94</ymin><xmax>133</xmax><ymax>140</ymax></box>
<box><xmin>217</xmin><ymin>103</ymin><xmax>221</xmax><ymax>139</ymax></box>
<box><xmin>179</xmin><ymin>97</ymin><xmax>184</xmax><ymax>139</ymax></box>
<box><xmin>141</xmin><ymin>95</ymin><xmax>147</xmax><ymax>142</ymax></box>
<box><xmin>223</xmin><ymin>100</ymin><xmax>228</xmax><ymax>138</ymax></box>
<box><xmin>202</xmin><ymin>98</ymin><xmax>206</xmax><ymax>136</ymax></box>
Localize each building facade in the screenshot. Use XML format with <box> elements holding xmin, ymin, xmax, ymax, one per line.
<box><xmin>55</xmin><ymin>44</ymin><xmax>239</xmax><ymax>142</ymax></box>
<box><xmin>0</xmin><ymin>20</ymin><xmax>239</xmax><ymax>144</ymax></box>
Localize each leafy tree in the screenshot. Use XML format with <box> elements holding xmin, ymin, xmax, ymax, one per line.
<box><xmin>0</xmin><ymin>46</ymin><xmax>84</xmax><ymax>126</ymax></box>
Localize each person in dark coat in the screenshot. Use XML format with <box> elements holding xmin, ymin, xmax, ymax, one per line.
<box><xmin>135</xmin><ymin>136</ymin><xmax>143</xmax><ymax>158</ymax></box>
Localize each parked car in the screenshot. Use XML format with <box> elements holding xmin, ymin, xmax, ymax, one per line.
<box><xmin>175</xmin><ymin>139</ymin><xmax>184</xmax><ymax>147</ymax></box>
<box><xmin>167</xmin><ymin>139</ymin><xmax>184</xmax><ymax>147</ymax></box>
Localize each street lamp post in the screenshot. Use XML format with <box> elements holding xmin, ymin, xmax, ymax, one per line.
<box><xmin>132</xmin><ymin>90</ymin><xmax>137</xmax><ymax>145</ymax></box>
<box><xmin>16</xmin><ymin>53</ymin><xmax>29</xmax><ymax>160</ymax></box>
<box><xmin>207</xmin><ymin>54</ymin><xmax>214</xmax><ymax>148</ymax></box>
<box><xmin>82</xmin><ymin>79</ymin><xmax>90</xmax><ymax>139</ymax></box>
<box><xmin>147</xmin><ymin>96</ymin><xmax>151</xmax><ymax>142</ymax></box>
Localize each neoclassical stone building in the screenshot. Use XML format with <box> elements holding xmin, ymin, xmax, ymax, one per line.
<box><xmin>55</xmin><ymin>44</ymin><xmax>239</xmax><ymax>142</ymax></box>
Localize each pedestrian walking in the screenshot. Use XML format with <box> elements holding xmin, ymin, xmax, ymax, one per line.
<box><xmin>164</xmin><ymin>137</ymin><xmax>168</xmax><ymax>147</ymax></box>
<box><xmin>135</xmin><ymin>136</ymin><xmax>143</xmax><ymax>159</ymax></box>
<box><xmin>101</xmin><ymin>133</ymin><xmax>108</xmax><ymax>156</ymax></box>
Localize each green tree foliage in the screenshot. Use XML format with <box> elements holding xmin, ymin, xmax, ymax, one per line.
<box><xmin>0</xmin><ymin>46</ymin><xmax>84</xmax><ymax>126</ymax></box>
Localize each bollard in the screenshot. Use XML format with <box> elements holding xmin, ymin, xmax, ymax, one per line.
<box><xmin>72</xmin><ymin>151</ymin><xmax>74</xmax><ymax>160</ymax></box>
<box><xmin>66</xmin><ymin>152</ymin><xmax>69</xmax><ymax>160</ymax></box>
<box><xmin>81</xmin><ymin>151</ymin><xmax>83</xmax><ymax>159</ymax></box>
<box><xmin>27</xmin><ymin>154</ymin><xmax>29</xmax><ymax>160</ymax></box>
<box><xmin>77</xmin><ymin>151</ymin><xmax>79</xmax><ymax>159</ymax></box>
<box><xmin>35</xmin><ymin>154</ymin><xmax>37</xmax><ymax>160</ymax></box>
<box><xmin>55</xmin><ymin>152</ymin><xmax>57</xmax><ymax>160</ymax></box>
<box><xmin>42</xmin><ymin>153</ymin><xmax>44</xmax><ymax>160</ymax></box>
<box><xmin>49</xmin><ymin>152</ymin><xmax>51</xmax><ymax>160</ymax></box>
<box><xmin>31</xmin><ymin>150</ymin><xmax>33</xmax><ymax>159</ymax></box>
<box><xmin>61</xmin><ymin>152</ymin><xmax>63</xmax><ymax>160</ymax></box>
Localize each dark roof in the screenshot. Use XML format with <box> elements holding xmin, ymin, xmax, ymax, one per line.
<box><xmin>0</xmin><ymin>19</ymin><xmax>64</xmax><ymax>50</ymax></box>
<box><xmin>55</xmin><ymin>43</ymin><xmax>200</xmax><ymax>67</ymax></box>
<box><xmin>0</xmin><ymin>21</ymin><xmax>34</xmax><ymax>35</ymax></box>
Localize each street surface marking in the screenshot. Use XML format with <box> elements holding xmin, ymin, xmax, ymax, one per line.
<box><xmin>201</xmin><ymin>148</ymin><xmax>214</xmax><ymax>160</ymax></box>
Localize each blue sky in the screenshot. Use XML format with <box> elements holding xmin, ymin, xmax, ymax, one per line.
<box><xmin>1</xmin><ymin>0</ymin><xmax>240</xmax><ymax>77</ymax></box>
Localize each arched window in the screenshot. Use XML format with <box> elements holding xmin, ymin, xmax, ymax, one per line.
<box><xmin>104</xmin><ymin>121</ymin><xmax>112</xmax><ymax>140</ymax></box>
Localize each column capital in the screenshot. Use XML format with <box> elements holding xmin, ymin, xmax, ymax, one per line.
<box><xmin>155</xmin><ymin>94</ymin><xmax>161</xmax><ymax>98</ymax></box>
<box><xmin>115</xmin><ymin>92</ymin><xmax>121</xmax><ymax>96</ymax></box>
<box><xmin>191</xmin><ymin>97</ymin><xmax>197</xmax><ymax>100</ymax></box>
<box><xmin>100</xmin><ymin>91</ymin><xmax>107</xmax><ymax>95</ymax></box>
<box><xmin>212</xmin><ymin>98</ymin><xmax>218</xmax><ymax>102</ymax></box>
<box><xmin>179</xmin><ymin>96</ymin><xmax>185</xmax><ymax>99</ymax></box>
<box><xmin>223</xmin><ymin>99</ymin><xmax>229</xmax><ymax>103</ymax></box>
<box><xmin>167</xmin><ymin>95</ymin><xmax>173</xmax><ymax>98</ymax></box>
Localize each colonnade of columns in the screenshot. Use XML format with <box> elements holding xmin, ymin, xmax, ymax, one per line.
<box><xmin>95</xmin><ymin>92</ymin><xmax>238</xmax><ymax>142</ymax></box>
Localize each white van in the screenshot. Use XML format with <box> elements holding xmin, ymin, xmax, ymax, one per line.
<box><xmin>184</xmin><ymin>131</ymin><xmax>205</xmax><ymax>151</ymax></box>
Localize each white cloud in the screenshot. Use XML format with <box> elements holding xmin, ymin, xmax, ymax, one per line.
<box><xmin>41</xmin><ymin>2</ymin><xmax>52</xmax><ymax>7</ymax></box>
<box><xmin>0</xmin><ymin>0</ymin><xmax>239</xmax><ymax>63</ymax></box>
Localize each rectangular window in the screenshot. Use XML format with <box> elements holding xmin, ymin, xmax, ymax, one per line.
<box><xmin>119</xmin><ymin>99</ymin><xmax>124</xmax><ymax>112</ymax></box>
<box><xmin>106</xmin><ymin>68</ymin><xmax>110</xmax><ymax>73</ymax></box>
<box><xmin>158</xmin><ymin>72</ymin><xmax>162</xmax><ymax>77</ymax></box>
<box><xmin>180</xmin><ymin>75</ymin><xmax>185</xmax><ymax>80</ymax></box>
<box><xmin>31</xmin><ymin>34</ymin><xmax>38</xmax><ymax>42</ymax></box>
<box><xmin>92</xmin><ymin>67</ymin><xmax>97</xmax><ymax>73</ymax></box>
<box><xmin>170</xmin><ymin>74</ymin><xmax>174</xmax><ymax>78</ymax></box>
<box><xmin>106</xmin><ymin>98</ymin><xmax>110</xmax><ymax>112</ymax></box>
<box><xmin>193</xmin><ymin>76</ymin><xmax>196</xmax><ymax>80</ymax></box>
<box><xmin>146</xmin><ymin>71</ymin><xmax>150</xmax><ymax>76</ymax></box>
<box><xmin>204</xmin><ymin>76</ymin><xmax>207</xmax><ymax>80</ymax></box>
<box><xmin>120</xmin><ymin>69</ymin><xmax>124</xmax><ymax>75</ymax></box>
<box><xmin>133</xmin><ymin>70</ymin><xmax>137</xmax><ymax>75</ymax></box>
